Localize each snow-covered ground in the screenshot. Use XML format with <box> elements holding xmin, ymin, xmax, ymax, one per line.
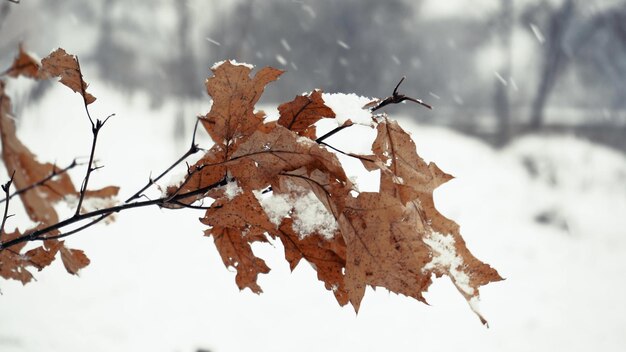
<box><xmin>1</xmin><ymin>81</ymin><xmax>625</xmax><ymax>352</ymax></box>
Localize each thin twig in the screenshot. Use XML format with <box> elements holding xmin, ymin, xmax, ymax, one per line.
<box><xmin>371</xmin><ymin>76</ymin><xmax>432</xmax><ymax>112</ymax></box>
<box><xmin>170</xmin><ymin>200</ymin><xmax>214</xmax><ymax>210</ymax></box>
<box><xmin>75</xmin><ymin>56</ymin><xmax>94</xmax><ymax>127</ymax></box>
<box><xmin>125</xmin><ymin>118</ymin><xmax>201</xmax><ymax>203</ymax></box>
<box><xmin>0</xmin><ymin>171</ymin><xmax>15</xmax><ymax>235</ymax></box>
<box><xmin>315</xmin><ymin>123</ymin><xmax>352</xmax><ymax>143</ymax></box>
<box><xmin>0</xmin><ymin>159</ymin><xmax>84</xmax><ymax>203</ymax></box>
<box><xmin>74</xmin><ymin>114</ymin><xmax>114</xmax><ymax>216</ymax></box>
<box><xmin>0</xmin><ymin>176</ymin><xmax>228</xmax><ymax>249</ymax></box>
<box><xmin>318</xmin><ymin>141</ymin><xmax>375</xmax><ymax>163</ymax></box>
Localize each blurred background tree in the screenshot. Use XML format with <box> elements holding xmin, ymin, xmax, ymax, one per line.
<box><xmin>1</xmin><ymin>0</ymin><xmax>625</xmax><ymax>150</ymax></box>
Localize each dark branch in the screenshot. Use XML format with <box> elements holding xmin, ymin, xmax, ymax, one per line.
<box><xmin>315</xmin><ymin>123</ymin><xmax>352</xmax><ymax>143</ymax></box>
<box><xmin>125</xmin><ymin>118</ymin><xmax>201</xmax><ymax>203</ymax></box>
<box><xmin>75</xmin><ymin>56</ymin><xmax>94</xmax><ymax>127</ymax></box>
<box><xmin>0</xmin><ymin>159</ymin><xmax>84</xmax><ymax>203</ymax></box>
<box><xmin>0</xmin><ymin>176</ymin><xmax>228</xmax><ymax>249</ymax></box>
<box><xmin>0</xmin><ymin>171</ymin><xmax>15</xmax><ymax>235</ymax></box>
<box><xmin>74</xmin><ymin>114</ymin><xmax>114</xmax><ymax>216</ymax></box>
<box><xmin>371</xmin><ymin>76</ymin><xmax>432</xmax><ymax>112</ymax></box>
<box><xmin>318</xmin><ymin>141</ymin><xmax>375</xmax><ymax>163</ymax></box>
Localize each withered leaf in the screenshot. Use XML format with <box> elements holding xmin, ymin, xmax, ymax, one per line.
<box><xmin>41</xmin><ymin>48</ymin><xmax>96</xmax><ymax>105</ymax></box>
<box><xmin>1</xmin><ymin>81</ymin><xmax>75</xmax><ymax>227</ymax></box>
<box><xmin>1</xmin><ymin>81</ymin><xmax>116</xmax><ymax>227</ymax></box>
<box><xmin>202</xmin><ymin>190</ymin><xmax>275</xmax><ymax>232</ymax></box>
<box><xmin>208</xmin><ymin>226</ymin><xmax>270</xmax><ymax>293</ymax></box>
<box><xmin>201</xmin><ymin>190</ymin><xmax>274</xmax><ymax>292</ymax></box>
<box><xmin>203</xmin><ymin>61</ymin><xmax>283</xmax><ymax>146</ymax></box>
<box><xmin>339</xmin><ymin>192</ymin><xmax>433</xmax><ymax>311</ymax></box>
<box><xmin>277</xmin><ymin>90</ymin><xmax>335</xmax><ymax>138</ymax></box>
<box><xmin>274</xmin><ymin>218</ymin><xmax>349</xmax><ymax>305</ymax></box>
<box><xmin>370</xmin><ymin>119</ymin><xmax>453</xmax><ymax>205</ymax></box>
<box><xmin>228</xmin><ymin>124</ymin><xmax>349</xmax><ymax>192</ymax></box>
<box><xmin>0</xmin><ymin>230</ymin><xmax>34</xmax><ymax>284</ymax></box>
<box><xmin>24</xmin><ymin>240</ymin><xmax>63</xmax><ymax>271</ymax></box>
<box><xmin>360</xmin><ymin>118</ymin><xmax>502</xmax><ymax>323</ymax></box>
<box><xmin>59</xmin><ymin>242</ymin><xmax>90</xmax><ymax>275</ymax></box>
<box><xmin>3</xmin><ymin>44</ymin><xmax>42</xmax><ymax>79</ymax></box>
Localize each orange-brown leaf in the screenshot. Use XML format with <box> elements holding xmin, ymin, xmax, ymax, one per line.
<box><xmin>0</xmin><ymin>81</ymin><xmax>76</xmax><ymax>227</ymax></box>
<box><xmin>3</xmin><ymin>44</ymin><xmax>41</xmax><ymax>79</ymax></box>
<box><xmin>201</xmin><ymin>190</ymin><xmax>275</xmax><ymax>232</ymax></box>
<box><xmin>228</xmin><ymin>124</ymin><xmax>349</xmax><ymax>192</ymax></box>
<box><xmin>83</xmin><ymin>185</ymin><xmax>120</xmax><ymax>199</ymax></box>
<box><xmin>24</xmin><ymin>240</ymin><xmax>63</xmax><ymax>271</ymax></box>
<box><xmin>59</xmin><ymin>243</ymin><xmax>90</xmax><ymax>275</ymax></box>
<box><xmin>208</xmin><ymin>226</ymin><xmax>270</xmax><ymax>293</ymax></box>
<box><xmin>203</xmin><ymin>61</ymin><xmax>283</xmax><ymax>145</ymax></box>
<box><xmin>358</xmin><ymin>118</ymin><xmax>502</xmax><ymax>323</ymax></box>
<box><xmin>339</xmin><ymin>192</ymin><xmax>433</xmax><ymax>311</ymax></box>
<box><xmin>370</xmin><ymin>119</ymin><xmax>453</xmax><ymax>204</ymax></box>
<box><xmin>1</xmin><ymin>82</ymin><xmax>116</xmax><ymax>228</ymax></box>
<box><xmin>0</xmin><ymin>230</ymin><xmax>35</xmax><ymax>284</ymax></box>
<box><xmin>274</xmin><ymin>218</ymin><xmax>349</xmax><ymax>305</ymax></box>
<box><xmin>41</xmin><ymin>48</ymin><xmax>96</xmax><ymax>104</ymax></box>
<box><xmin>277</xmin><ymin>90</ymin><xmax>335</xmax><ymax>137</ymax></box>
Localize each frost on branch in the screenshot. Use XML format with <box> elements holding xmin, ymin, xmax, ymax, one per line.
<box><xmin>169</xmin><ymin>60</ymin><xmax>502</xmax><ymax>324</ymax></box>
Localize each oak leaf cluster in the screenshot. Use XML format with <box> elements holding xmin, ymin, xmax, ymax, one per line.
<box><xmin>0</xmin><ymin>49</ymin><xmax>501</xmax><ymax>323</ymax></box>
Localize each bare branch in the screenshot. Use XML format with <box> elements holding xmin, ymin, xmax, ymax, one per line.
<box><xmin>0</xmin><ymin>159</ymin><xmax>84</xmax><ymax>203</ymax></box>
<box><xmin>0</xmin><ymin>171</ymin><xmax>16</xmax><ymax>235</ymax></box>
<box><xmin>74</xmin><ymin>114</ymin><xmax>114</xmax><ymax>216</ymax></box>
<box><xmin>125</xmin><ymin>118</ymin><xmax>201</xmax><ymax>203</ymax></box>
<box><xmin>371</xmin><ymin>76</ymin><xmax>432</xmax><ymax>112</ymax></box>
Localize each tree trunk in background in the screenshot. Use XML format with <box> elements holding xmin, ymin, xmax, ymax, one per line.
<box><xmin>174</xmin><ymin>0</ymin><xmax>200</xmax><ymax>140</ymax></box>
<box><xmin>529</xmin><ymin>0</ymin><xmax>575</xmax><ymax>132</ymax></box>
<box><xmin>493</xmin><ymin>0</ymin><xmax>513</xmax><ymax>146</ymax></box>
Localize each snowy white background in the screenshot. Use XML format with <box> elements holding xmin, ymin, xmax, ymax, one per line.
<box><xmin>0</xmin><ymin>78</ymin><xmax>625</xmax><ymax>352</ymax></box>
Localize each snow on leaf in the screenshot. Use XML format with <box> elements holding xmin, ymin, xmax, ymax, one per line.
<box><xmin>40</xmin><ymin>48</ymin><xmax>96</xmax><ymax>105</ymax></box>
<box><xmin>202</xmin><ymin>61</ymin><xmax>283</xmax><ymax>146</ymax></box>
<box><xmin>361</xmin><ymin>118</ymin><xmax>502</xmax><ymax>324</ymax></box>
<box><xmin>273</xmin><ymin>218</ymin><xmax>349</xmax><ymax>305</ymax></box>
<box><xmin>228</xmin><ymin>123</ymin><xmax>349</xmax><ymax>192</ymax></box>
<box><xmin>277</xmin><ymin>90</ymin><xmax>335</xmax><ymax>138</ymax></box>
<box><xmin>202</xmin><ymin>190</ymin><xmax>275</xmax><ymax>232</ymax></box>
<box><xmin>339</xmin><ymin>192</ymin><xmax>433</xmax><ymax>311</ymax></box>
<box><xmin>322</xmin><ymin>93</ymin><xmax>375</xmax><ymax>126</ymax></box>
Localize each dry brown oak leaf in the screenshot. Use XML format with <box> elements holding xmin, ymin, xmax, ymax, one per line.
<box><xmin>3</xmin><ymin>46</ymin><xmax>96</xmax><ymax>105</ymax></box>
<box><xmin>2</xmin><ymin>44</ymin><xmax>41</xmax><ymax>79</ymax></box>
<box><xmin>348</xmin><ymin>118</ymin><xmax>503</xmax><ymax>323</ymax></box>
<box><xmin>201</xmin><ymin>190</ymin><xmax>275</xmax><ymax>293</ymax></box>
<box><xmin>40</xmin><ymin>48</ymin><xmax>96</xmax><ymax>105</ymax></box>
<box><xmin>202</xmin><ymin>61</ymin><xmax>283</xmax><ymax>148</ymax></box>
<box><xmin>0</xmin><ymin>54</ymin><xmax>116</xmax><ymax>278</ymax></box>
<box><xmin>277</xmin><ymin>90</ymin><xmax>336</xmax><ymax>139</ymax></box>
<box><xmin>0</xmin><ymin>230</ymin><xmax>37</xmax><ymax>284</ymax></box>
